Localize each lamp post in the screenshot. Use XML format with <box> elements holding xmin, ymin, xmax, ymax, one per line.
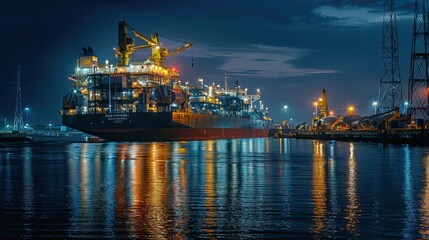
<box><xmin>198</xmin><ymin>78</ymin><xmax>204</xmax><ymax>89</ymax></box>
<box><xmin>404</xmin><ymin>101</ymin><xmax>409</xmax><ymax>114</ymax></box>
<box><xmin>372</xmin><ymin>101</ymin><xmax>378</xmax><ymax>114</ymax></box>
<box><xmin>49</xmin><ymin>123</ymin><xmax>52</xmax><ymax>132</ymax></box>
<box><xmin>24</xmin><ymin>107</ymin><xmax>30</xmax><ymax>125</ymax></box>
<box><xmin>313</xmin><ymin>102</ymin><xmax>318</xmax><ymax>118</ymax></box>
<box><xmin>283</xmin><ymin>105</ymin><xmax>288</xmax><ymax>119</ymax></box>
<box><xmin>348</xmin><ymin>106</ymin><xmax>355</xmax><ymax>115</ymax></box>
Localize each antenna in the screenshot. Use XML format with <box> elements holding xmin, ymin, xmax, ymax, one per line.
<box><xmin>224</xmin><ymin>72</ymin><xmax>229</xmax><ymax>92</ymax></box>
<box><xmin>408</xmin><ymin>0</ymin><xmax>429</xmax><ymax>121</ymax></box>
<box><xmin>13</xmin><ymin>65</ymin><xmax>24</xmax><ymax>131</ymax></box>
<box><xmin>377</xmin><ymin>0</ymin><xmax>404</xmax><ymax>114</ymax></box>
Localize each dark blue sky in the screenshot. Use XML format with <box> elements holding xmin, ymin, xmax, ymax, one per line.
<box><xmin>0</xmin><ymin>0</ymin><xmax>416</xmax><ymax>125</ymax></box>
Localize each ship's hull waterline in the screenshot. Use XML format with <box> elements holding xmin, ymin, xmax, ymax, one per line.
<box><xmin>63</xmin><ymin>112</ymin><xmax>271</xmax><ymax>141</ymax></box>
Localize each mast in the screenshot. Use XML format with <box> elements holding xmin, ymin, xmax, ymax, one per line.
<box><xmin>408</xmin><ymin>0</ymin><xmax>429</xmax><ymax>121</ymax></box>
<box><xmin>377</xmin><ymin>0</ymin><xmax>404</xmax><ymax>114</ymax></box>
<box><xmin>13</xmin><ymin>65</ymin><xmax>24</xmax><ymax>131</ymax></box>
<box><xmin>224</xmin><ymin>72</ymin><xmax>229</xmax><ymax>92</ymax></box>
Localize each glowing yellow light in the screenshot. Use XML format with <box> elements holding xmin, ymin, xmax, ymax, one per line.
<box><xmin>314</xmin><ymin>102</ymin><xmax>318</xmax><ymax>106</ymax></box>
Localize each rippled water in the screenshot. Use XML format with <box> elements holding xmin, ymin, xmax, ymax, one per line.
<box><xmin>0</xmin><ymin>138</ymin><xmax>429</xmax><ymax>238</ymax></box>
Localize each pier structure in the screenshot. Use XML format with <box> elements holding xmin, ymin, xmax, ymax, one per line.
<box><xmin>297</xmin><ymin>129</ymin><xmax>429</xmax><ymax>145</ymax></box>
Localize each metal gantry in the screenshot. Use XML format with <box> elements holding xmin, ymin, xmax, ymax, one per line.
<box><xmin>408</xmin><ymin>0</ymin><xmax>429</xmax><ymax>121</ymax></box>
<box><xmin>13</xmin><ymin>65</ymin><xmax>24</xmax><ymax>131</ymax></box>
<box><xmin>377</xmin><ymin>0</ymin><xmax>404</xmax><ymax>114</ymax></box>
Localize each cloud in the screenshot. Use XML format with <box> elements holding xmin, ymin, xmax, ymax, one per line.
<box><xmin>313</xmin><ymin>5</ymin><xmax>382</xmax><ymax>26</ymax></box>
<box><xmin>195</xmin><ymin>44</ymin><xmax>338</xmax><ymax>78</ymax></box>
<box><xmin>313</xmin><ymin>4</ymin><xmax>413</xmax><ymax>26</ymax></box>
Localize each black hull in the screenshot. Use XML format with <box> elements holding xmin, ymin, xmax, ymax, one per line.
<box><xmin>63</xmin><ymin>112</ymin><xmax>271</xmax><ymax>141</ymax></box>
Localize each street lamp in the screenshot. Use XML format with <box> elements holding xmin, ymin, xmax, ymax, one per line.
<box><xmin>348</xmin><ymin>105</ymin><xmax>355</xmax><ymax>115</ymax></box>
<box><xmin>198</xmin><ymin>78</ymin><xmax>204</xmax><ymax>89</ymax></box>
<box><xmin>283</xmin><ymin>105</ymin><xmax>288</xmax><ymax>111</ymax></box>
<box><xmin>372</xmin><ymin>101</ymin><xmax>378</xmax><ymax>114</ymax></box>
<box><xmin>283</xmin><ymin>105</ymin><xmax>288</xmax><ymax>118</ymax></box>
<box><xmin>313</xmin><ymin>102</ymin><xmax>318</xmax><ymax>118</ymax></box>
<box><xmin>24</xmin><ymin>107</ymin><xmax>30</xmax><ymax>125</ymax></box>
<box><xmin>404</xmin><ymin>101</ymin><xmax>409</xmax><ymax>114</ymax></box>
<box><xmin>49</xmin><ymin>123</ymin><xmax>52</xmax><ymax>132</ymax></box>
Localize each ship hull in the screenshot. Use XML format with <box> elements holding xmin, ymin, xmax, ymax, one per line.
<box><xmin>63</xmin><ymin>112</ymin><xmax>271</xmax><ymax>141</ymax></box>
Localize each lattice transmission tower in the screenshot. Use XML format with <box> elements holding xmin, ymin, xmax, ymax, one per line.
<box><xmin>377</xmin><ymin>0</ymin><xmax>404</xmax><ymax>114</ymax></box>
<box><xmin>408</xmin><ymin>0</ymin><xmax>429</xmax><ymax>121</ymax></box>
<box><xmin>13</xmin><ymin>65</ymin><xmax>24</xmax><ymax>131</ymax></box>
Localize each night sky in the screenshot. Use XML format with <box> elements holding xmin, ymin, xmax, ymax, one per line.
<box><xmin>0</xmin><ymin>0</ymin><xmax>416</xmax><ymax>126</ymax></box>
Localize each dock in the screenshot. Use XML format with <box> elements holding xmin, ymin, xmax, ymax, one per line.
<box><xmin>0</xmin><ymin>131</ymin><xmax>32</xmax><ymax>142</ymax></box>
<box><xmin>296</xmin><ymin>129</ymin><xmax>429</xmax><ymax>145</ymax></box>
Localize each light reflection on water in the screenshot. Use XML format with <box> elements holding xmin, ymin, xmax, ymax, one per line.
<box><xmin>420</xmin><ymin>152</ymin><xmax>429</xmax><ymax>236</ymax></box>
<box><xmin>0</xmin><ymin>139</ymin><xmax>429</xmax><ymax>238</ymax></box>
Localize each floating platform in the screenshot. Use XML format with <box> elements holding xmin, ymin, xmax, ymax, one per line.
<box><xmin>296</xmin><ymin>129</ymin><xmax>429</xmax><ymax>145</ymax></box>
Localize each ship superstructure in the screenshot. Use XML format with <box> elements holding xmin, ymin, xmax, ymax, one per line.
<box><xmin>62</xmin><ymin>20</ymin><xmax>271</xmax><ymax>141</ymax></box>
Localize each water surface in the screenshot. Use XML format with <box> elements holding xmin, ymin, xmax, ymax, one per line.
<box><xmin>0</xmin><ymin>138</ymin><xmax>428</xmax><ymax>238</ymax></box>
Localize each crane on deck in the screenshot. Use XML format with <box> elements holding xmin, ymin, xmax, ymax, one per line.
<box><xmin>115</xmin><ymin>20</ymin><xmax>193</xmax><ymax>66</ymax></box>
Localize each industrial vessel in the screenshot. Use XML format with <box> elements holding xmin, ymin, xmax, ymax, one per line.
<box><xmin>61</xmin><ymin>20</ymin><xmax>271</xmax><ymax>141</ymax></box>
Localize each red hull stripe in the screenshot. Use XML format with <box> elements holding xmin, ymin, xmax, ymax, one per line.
<box><xmin>85</xmin><ymin>128</ymin><xmax>270</xmax><ymax>141</ymax></box>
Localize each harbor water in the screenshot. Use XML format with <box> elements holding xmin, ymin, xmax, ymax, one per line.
<box><xmin>1</xmin><ymin>138</ymin><xmax>429</xmax><ymax>238</ymax></box>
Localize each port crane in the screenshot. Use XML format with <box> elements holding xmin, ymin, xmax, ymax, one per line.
<box><xmin>116</xmin><ymin>20</ymin><xmax>193</xmax><ymax>66</ymax></box>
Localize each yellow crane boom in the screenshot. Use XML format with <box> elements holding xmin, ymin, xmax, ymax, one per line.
<box><xmin>115</xmin><ymin>20</ymin><xmax>192</xmax><ymax>66</ymax></box>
